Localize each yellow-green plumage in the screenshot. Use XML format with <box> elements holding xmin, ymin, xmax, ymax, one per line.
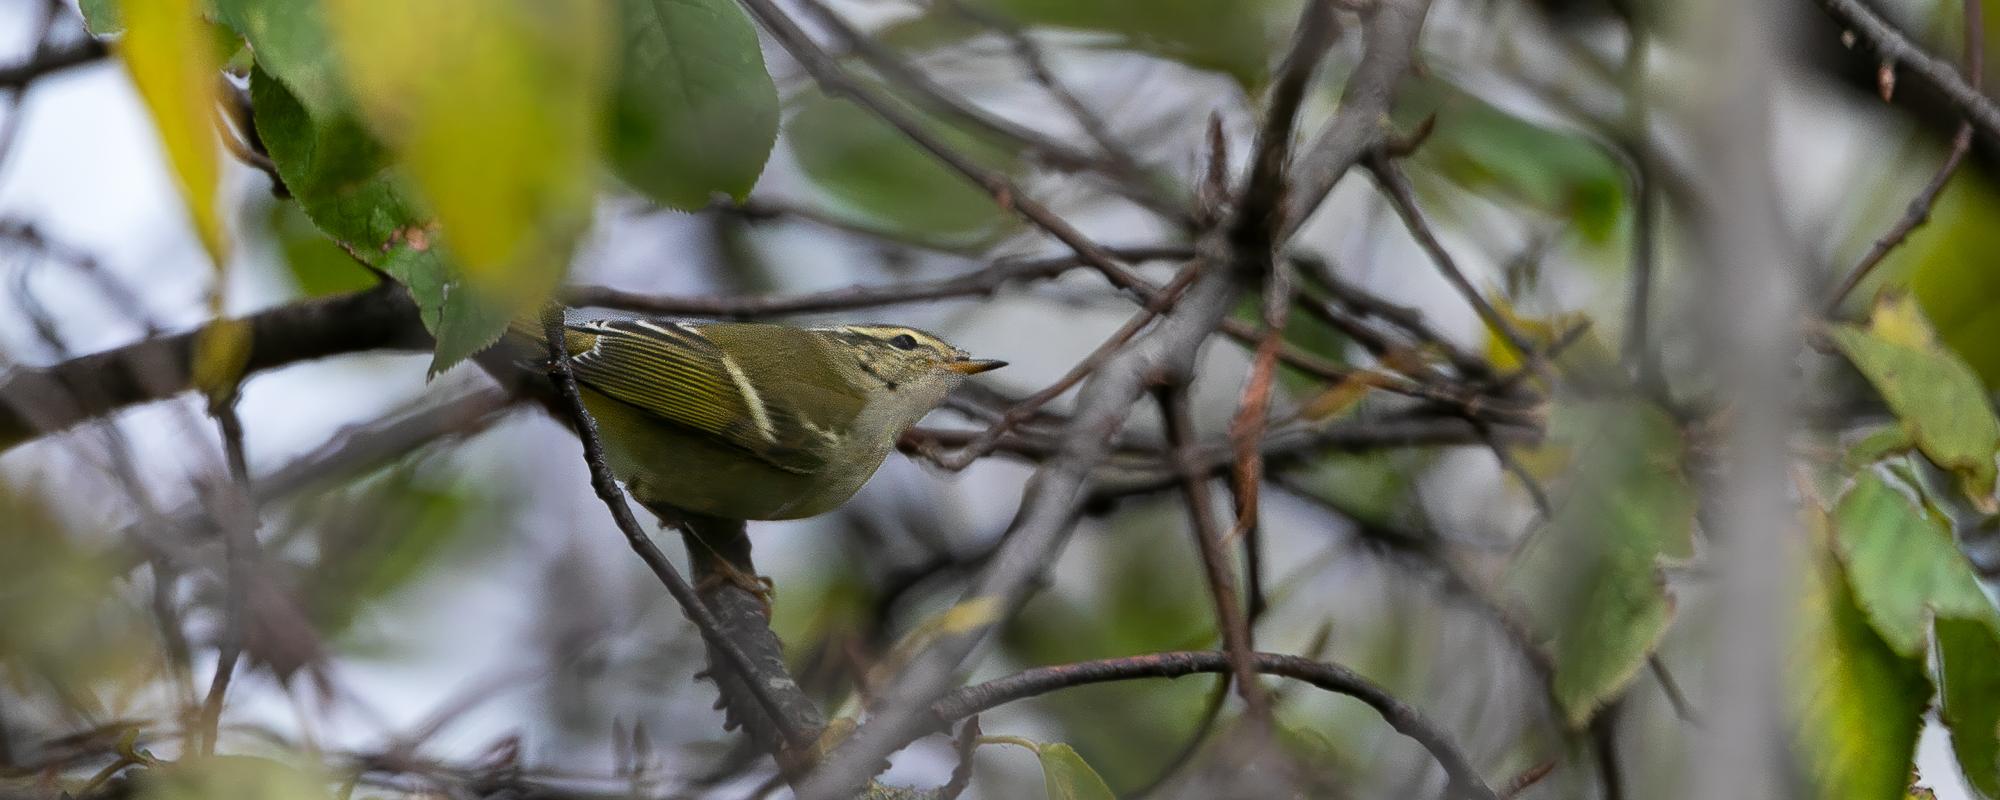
<box><xmin>533</xmin><ymin>318</ymin><xmax>1001</xmax><ymax>520</ymax></box>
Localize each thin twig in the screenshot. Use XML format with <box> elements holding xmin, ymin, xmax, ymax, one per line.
<box><xmin>1157</xmin><ymin>386</ymin><xmax>1268</xmax><ymax>719</ymax></box>
<box><xmin>1226</xmin><ymin>262</ymin><xmax>1294</xmax><ymax>544</ymax></box>
<box><xmin>1648</xmin><ymin>654</ymin><xmax>1704</xmax><ymax>728</ymax></box>
<box><xmin>536</xmin><ymin>310</ymin><xmax>810</xmax><ymax>753</ymax></box>
<box><xmin>920</xmin><ymin>257</ymin><xmax>1203</xmax><ymax>471</ymax></box>
<box><xmin>1816</xmin><ymin>0</ymin><xmax>2000</xmax><ymax>148</ymax></box>
<box><xmin>1367</xmin><ymin>156</ymin><xmax>1537</xmax><ymax>360</ymax></box>
<box><xmin>1822</xmin><ymin>0</ymin><xmax>1984</xmax><ymax>315</ymax></box>
<box><xmin>0</xmin><ymin>36</ymin><xmax>105</xmax><ymax>90</ymax></box>
<box><xmin>196</xmin><ymin>399</ymin><xmax>256</xmax><ymax>755</ymax></box>
<box><xmin>566</xmin><ymin>246</ymin><xmax>1192</xmax><ymax>318</ymax></box>
<box><xmin>791</xmin><ymin>0</ymin><xmax>1185</xmax><ymax>221</ymax></box>
<box><xmin>733</xmin><ymin>0</ymin><xmax>1154</xmax><ymax>297</ymax></box>
<box><xmin>1231</xmin><ymin>0</ymin><xmax>1340</xmax><ymax>265</ymax></box>
<box><xmin>930</xmin><ymin>651</ymin><xmax>1499</xmax><ymax>800</ymax></box>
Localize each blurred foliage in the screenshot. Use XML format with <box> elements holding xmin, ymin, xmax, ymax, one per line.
<box><xmin>1505</xmin><ymin>400</ymin><xmax>1693</xmax><ymax>727</ymax></box>
<box><xmin>1002</xmin><ymin>503</ymin><xmax>1217</xmax><ymax>790</ymax></box>
<box><xmin>137</xmin><ymin>755</ymin><xmax>331</xmax><ymax>800</ymax></box>
<box><xmin>118</xmin><ymin>0</ymin><xmax>227</xmax><ymax>265</ymax></box>
<box><xmin>789</xmin><ymin>92</ymin><xmax>1024</xmax><ymax>248</ymax></box>
<box><xmin>959</xmin><ymin>0</ymin><xmax>1276</xmax><ymax>89</ymax></box>
<box><xmin>1793</xmin><ymin>504</ymin><xmax>1931</xmax><ymax>800</ymax></box>
<box><xmin>1904</xmin><ymin>174</ymin><xmax>2000</xmax><ymax>388</ymax></box>
<box><xmin>1938</xmin><ymin>616</ymin><xmax>2000</xmax><ymax>798</ymax></box>
<box><xmin>0</xmin><ymin>480</ymin><xmax>154</xmax><ymax>714</ymax></box>
<box><xmin>261</xmin><ymin>200</ymin><xmax>376</xmax><ymax>298</ymax></box>
<box><xmin>250</xmin><ymin>65</ymin><xmax>510</xmax><ymax>372</ymax></box>
<box><xmin>1396</xmin><ymin>76</ymin><xmax>1626</xmax><ymax>245</ymax></box>
<box><xmin>1830</xmin><ymin>293</ymin><xmax>2000</xmax><ymax>507</ymax></box>
<box><xmin>1830</xmin><ymin>469</ymin><xmax>1999</xmax><ymax>659</ymax></box>
<box><xmin>604</xmin><ymin>0</ymin><xmax>778</xmax><ymax>210</ymax></box>
<box><xmin>280</xmin><ymin>460</ymin><xmax>493</xmax><ymax>645</ymax></box>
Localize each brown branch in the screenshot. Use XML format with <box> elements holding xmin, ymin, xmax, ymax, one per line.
<box><xmin>731</xmin><ymin>0</ymin><xmax>1153</xmax><ymax>298</ymax></box>
<box><xmin>0</xmin><ymin>36</ymin><xmax>105</xmax><ymax>90</ymax></box>
<box><xmin>0</xmin><ymin>283</ymin><xmax>430</xmax><ymax>453</ymax></box>
<box><xmin>1226</xmin><ymin>263</ymin><xmax>1294</xmax><ymax>544</ymax></box>
<box><xmin>1816</xmin><ymin>0</ymin><xmax>2000</xmax><ymax>148</ymax></box>
<box><xmin>535</xmin><ymin>310</ymin><xmax>816</xmax><ymax>756</ymax></box>
<box><xmin>1157</xmin><ymin>386</ymin><xmax>1268</xmax><ymax>719</ymax></box>
<box><xmin>921</xmin><ymin>257</ymin><xmax>1203</xmax><ymax>471</ymax></box>
<box><xmin>1232</xmin><ymin>0</ymin><xmax>1341</xmax><ymax>263</ymax></box>
<box><xmin>929</xmin><ymin>651</ymin><xmax>1499</xmax><ymax>800</ymax></box>
<box><xmin>1822</xmin><ymin>0</ymin><xmax>1984</xmax><ymax>315</ymax></box>
<box><xmin>1284</xmin><ymin>0</ymin><xmax>1435</xmax><ymax>238</ymax></box>
<box><xmin>564</xmin><ymin>246</ymin><xmax>1192</xmax><ymax>318</ymax></box>
<box><xmin>1367</xmin><ymin>156</ymin><xmax>1536</xmax><ymax>360</ymax></box>
<box><xmin>793</xmin><ymin>0</ymin><xmax>1186</xmax><ymax>222</ymax></box>
<box><xmin>790</xmin><ymin>2</ymin><xmax>1429</xmax><ymax>794</ymax></box>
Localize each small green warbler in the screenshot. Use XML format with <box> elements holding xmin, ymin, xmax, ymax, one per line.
<box><xmin>529</xmin><ymin>317</ymin><xmax>1003</xmax><ymax>521</ymax></box>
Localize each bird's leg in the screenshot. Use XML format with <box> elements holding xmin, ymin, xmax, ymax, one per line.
<box><xmin>668</xmin><ymin>510</ymin><xmax>775</xmax><ymax>615</ymax></box>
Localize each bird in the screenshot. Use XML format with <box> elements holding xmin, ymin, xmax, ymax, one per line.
<box><xmin>527</xmin><ymin>316</ymin><xmax>1004</xmax><ymax>522</ymax></box>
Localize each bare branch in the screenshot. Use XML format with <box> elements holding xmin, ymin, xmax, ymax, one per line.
<box><xmin>1816</xmin><ymin>0</ymin><xmax>2000</xmax><ymax>149</ymax></box>
<box><xmin>0</xmin><ymin>284</ymin><xmax>430</xmax><ymax>453</ymax></box>
<box><xmin>929</xmin><ymin>651</ymin><xmax>1499</xmax><ymax>800</ymax></box>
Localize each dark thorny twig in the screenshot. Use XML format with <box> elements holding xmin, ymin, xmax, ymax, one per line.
<box><xmin>536</xmin><ymin>309</ymin><xmax>815</xmax><ymax>755</ymax></box>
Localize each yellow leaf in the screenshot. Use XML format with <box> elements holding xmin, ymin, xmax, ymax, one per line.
<box><xmin>1868</xmin><ymin>293</ymin><xmax>1938</xmax><ymax>350</ymax></box>
<box><xmin>191</xmin><ymin>317</ymin><xmax>254</xmax><ymax>406</ymax></box>
<box><xmin>119</xmin><ymin>0</ymin><xmax>227</xmax><ymax>264</ymax></box>
<box><xmin>321</xmin><ymin>0</ymin><xmax>609</xmax><ymax>318</ymax></box>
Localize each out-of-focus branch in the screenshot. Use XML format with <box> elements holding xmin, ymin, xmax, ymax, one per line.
<box><xmin>733</xmin><ymin>0</ymin><xmax>1164</xmax><ymax>303</ymax></box>
<box><xmin>0</xmin><ymin>283</ymin><xmax>430</xmax><ymax>453</ymax></box>
<box><xmin>792</xmin><ymin>6</ymin><xmax>1432</xmax><ymax>794</ymax></box>
<box><xmin>564</xmin><ymin>246</ymin><xmax>1192</xmax><ymax>318</ymax></box>
<box><xmin>1157</xmin><ymin>386</ymin><xmax>1267</xmax><ymax>718</ymax></box>
<box><xmin>790</xmin><ymin>0</ymin><xmax>1188</xmax><ymax>223</ymax></box>
<box><xmin>1816</xmin><ymin>0</ymin><xmax>2000</xmax><ymax>148</ymax></box>
<box><xmin>0</xmin><ymin>36</ymin><xmax>105</xmax><ymax>90</ymax></box>
<box><xmin>928</xmin><ymin>651</ymin><xmax>1499</xmax><ymax>800</ymax></box>
<box><xmin>1822</xmin><ymin>0</ymin><xmax>1984</xmax><ymax>315</ymax></box>
<box><xmin>1284</xmin><ymin>0</ymin><xmax>1434</xmax><ymax>239</ymax></box>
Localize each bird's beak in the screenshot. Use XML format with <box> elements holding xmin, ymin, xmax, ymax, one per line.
<box><xmin>948</xmin><ymin>358</ymin><xmax>1007</xmax><ymax>375</ymax></box>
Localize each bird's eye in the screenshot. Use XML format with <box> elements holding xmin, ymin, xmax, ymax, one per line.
<box><xmin>889</xmin><ymin>333</ymin><xmax>920</xmax><ymax>351</ymax></box>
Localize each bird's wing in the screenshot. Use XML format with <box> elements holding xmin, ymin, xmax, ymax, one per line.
<box><xmin>562</xmin><ymin>319</ymin><xmax>831</xmax><ymax>474</ymax></box>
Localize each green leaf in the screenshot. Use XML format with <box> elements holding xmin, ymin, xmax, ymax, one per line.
<box><xmin>250</xmin><ymin>67</ymin><xmax>507</xmax><ymax>370</ymax></box>
<box><xmin>120</xmin><ymin>0</ymin><xmax>227</xmax><ymax>264</ymax></box>
<box><xmin>1938</xmin><ymin>617</ymin><xmax>2000</xmax><ymax>799</ymax></box>
<box><xmin>788</xmin><ymin>93</ymin><xmax>1018</xmax><ymax>247</ymax></box>
<box><xmin>1793</xmin><ymin>516</ymin><xmax>1932</xmax><ymax>800</ymax></box>
<box><xmin>962</xmin><ymin>0</ymin><xmax>1271</xmax><ymax>89</ymax></box>
<box><xmin>139</xmin><ymin>755</ymin><xmax>331</xmax><ymax>800</ymax></box>
<box><xmin>1903</xmin><ymin>174</ymin><xmax>2000</xmax><ymax>387</ymax></box>
<box><xmin>212</xmin><ymin>0</ymin><xmax>349</xmax><ymax>118</ymax></box>
<box><xmin>1398</xmin><ymin>78</ymin><xmax>1626</xmax><ymax>244</ymax></box>
<box><xmin>1830</xmin><ymin>293</ymin><xmax>2000</xmax><ymax>502</ymax></box>
<box><xmin>606</xmin><ymin>0</ymin><xmax>778</xmax><ymax>209</ymax></box>
<box><xmin>262</xmin><ymin>201</ymin><xmax>375</xmax><ymax>297</ymax></box>
<box><xmin>1846</xmin><ymin>425</ymin><xmax>1917</xmax><ymax>471</ymax></box>
<box><xmin>319</xmin><ymin>0</ymin><xmax>609</xmax><ymax>363</ymax></box>
<box><xmin>80</xmin><ymin>0</ymin><xmax>121</xmax><ymax>35</ymax></box>
<box><xmin>293</xmin><ymin>463</ymin><xmax>483</xmax><ymax>639</ymax></box>
<box><xmin>1503</xmin><ymin>400</ymin><xmax>1694</xmax><ymax>727</ymax></box>
<box><xmin>1830</xmin><ymin>470</ymin><xmax>1999</xmax><ymax>657</ymax></box>
<box><xmin>1036</xmin><ymin>743</ymin><xmax>1117</xmax><ymax>800</ymax></box>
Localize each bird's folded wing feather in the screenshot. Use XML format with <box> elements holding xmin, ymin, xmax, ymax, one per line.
<box><xmin>562</xmin><ymin>319</ymin><xmax>825</xmax><ymax>474</ymax></box>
